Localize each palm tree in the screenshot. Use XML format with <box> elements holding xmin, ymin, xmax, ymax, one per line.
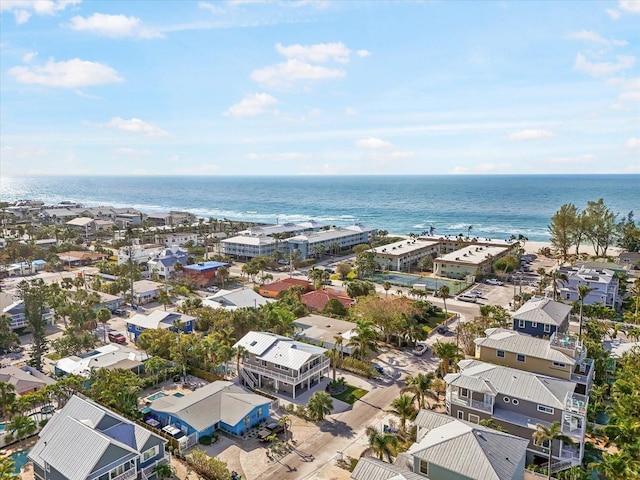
<box><xmin>326</xmin><ymin>348</ymin><xmax>340</xmax><ymax>382</ymax></box>
<box><xmin>591</xmin><ymin>452</ymin><xmax>638</xmax><ymax>480</ymax></box>
<box><xmin>306</xmin><ymin>391</ymin><xmax>333</xmax><ymax>421</ymax></box>
<box><xmin>0</xmin><ymin>381</ymin><xmax>16</xmax><ymax>420</ymax></box>
<box><xmin>402</xmin><ymin>372</ymin><xmax>438</xmax><ymax>409</ymax></box>
<box><xmin>96</xmin><ymin>307</ymin><xmax>111</xmax><ymax>343</ymax></box>
<box><xmin>362</xmin><ymin>426</ymin><xmax>399</xmax><ymax>462</ymax></box>
<box><xmin>549</xmin><ymin>270</ymin><xmax>569</xmax><ymax>301</ymax></box>
<box><xmin>0</xmin><ymin>456</ymin><xmax>21</xmax><ymax>480</ymax></box>
<box><xmin>217</xmin><ymin>266</ymin><xmax>228</xmax><ymax>288</ymax></box>
<box><xmin>347</xmin><ymin>319</ymin><xmax>379</xmax><ymax>360</ymax></box>
<box><xmin>152</xmin><ymin>464</ymin><xmax>175</xmax><ymax>480</ymax></box>
<box><xmin>438</xmin><ymin>285</ymin><xmax>450</xmax><ymax>320</ymax></box>
<box><xmin>432</xmin><ymin>342</ymin><xmax>461</xmax><ymax>375</ymax></box>
<box><xmin>334</xmin><ymin>334</ymin><xmax>344</xmax><ymax>361</ymax></box>
<box><xmin>158</xmin><ymin>289</ymin><xmax>171</xmax><ymax>311</ymax></box>
<box><xmin>382</xmin><ymin>281</ymin><xmax>391</xmax><ymax>297</ymax></box>
<box><xmin>235</xmin><ymin>345</ymin><xmax>248</xmax><ymax>378</ymax></box>
<box><xmin>532</xmin><ymin>421</ymin><xmax>574</xmax><ymax>480</ymax></box>
<box><xmin>7</xmin><ymin>414</ymin><xmax>37</xmax><ymax>445</ymax></box>
<box><xmin>577</xmin><ymin>283</ymin><xmax>596</xmax><ymax>337</ymax></box>
<box><xmin>390</xmin><ymin>394</ymin><xmax>417</xmax><ymax>431</ymax></box>
<box><xmin>479</xmin><ymin>419</ymin><xmax>507</xmax><ymax>432</ymax></box>
<box><xmin>278</xmin><ymin>415</ymin><xmax>291</xmax><ymax>443</ymax></box>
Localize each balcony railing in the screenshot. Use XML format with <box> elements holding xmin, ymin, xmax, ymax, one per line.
<box><xmin>110</xmin><ymin>468</ymin><xmax>137</xmax><ymax>480</ymax></box>
<box><xmin>141</xmin><ymin>452</ymin><xmax>171</xmax><ymax>478</ymax></box>
<box><xmin>571</xmin><ymin>359</ymin><xmax>593</xmax><ymax>384</ymax></box>
<box><xmin>447</xmin><ymin>391</ymin><xmax>493</xmax><ymax>413</ymax></box>
<box><xmin>550</xmin><ymin>332</ymin><xmax>583</xmax><ymax>357</ymax></box>
<box><xmin>242</xmin><ymin>359</ymin><xmax>330</xmax><ymax>385</ymax></box>
<box><xmin>564</xmin><ymin>392</ymin><xmax>588</xmax><ymax>416</ymax></box>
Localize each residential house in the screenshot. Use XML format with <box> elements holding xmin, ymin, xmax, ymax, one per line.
<box><xmin>234</xmin><ymin>331</ymin><xmax>330</xmax><ymax>399</ymax></box>
<box><xmin>617</xmin><ymin>251</ymin><xmax>640</xmax><ymax>270</ymax></box>
<box><xmin>154</xmin><ymin>232</ymin><xmax>199</xmax><ymax>248</ymax></box>
<box><xmin>29</xmin><ymin>394</ymin><xmax>168</xmax><ymax>480</ymax></box>
<box><xmin>57</xmin><ymin>250</ymin><xmax>108</xmax><ymax>266</ymax></box>
<box><xmin>93</xmin><ymin>290</ymin><xmax>124</xmax><ymax>313</ymax></box>
<box><xmin>146</xmin><ymin>380</ymin><xmax>271</xmax><ymax>445</ymax></box>
<box><xmin>131</xmin><ymin>280</ymin><xmax>173</xmax><ymax>305</ymax></box>
<box><xmin>54</xmin><ymin>344</ymin><xmax>147</xmax><ymax>378</ymax></box>
<box><xmin>1</xmin><ymin>292</ymin><xmax>54</xmax><ymax>330</ymax></box>
<box><xmin>351</xmin><ymin>458</ymin><xmax>424</xmax><ymax>480</ymax></box>
<box><xmin>66</xmin><ymin>217</ymin><xmax>97</xmax><ymax>240</ymax></box>
<box><xmin>301</xmin><ymin>288</ymin><xmax>355</xmax><ymax>312</ymax></box>
<box><xmin>433</xmin><ymin>244</ymin><xmax>510</xmax><ymax>280</ymax></box>
<box><xmin>182</xmin><ymin>261</ymin><xmax>230</xmax><ymax>288</ymax></box>
<box><xmin>146</xmin><ymin>246</ymin><xmax>189</xmax><ymax>279</ymax></box>
<box><xmin>202</xmin><ymin>288</ymin><xmax>273</xmax><ymax>311</ymax></box>
<box><xmin>34</xmin><ymin>238</ymin><xmax>58</xmax><ymax>249</ymax></box>
<box><xmin>551</xmin><ymin>266</ymin><xmax>620</xmax><ymax>308</ymax></box>
<box><xmin>115</xmin><ymin>213</ymin><xmax>142</xmax><ymax>228</ymax></box>
<box><xmin>117</xmin><ymin>243</ymin><xmax>164</xmax><ymax>265</ymax></box>
<box><xmin>0</xmin><ymin>365</ymin><xmax>55</xmax><ymax>395</ymax></box>
<box><xmin>475</xmin><ymin>328</ymin><xmax>594</xmax><ymax>395</ymax></box>
<box><xmin>258</xmin><ymin>278</ymin><xmax>312</xmax><ymax>298</ymax></box>
<box><xmin>512</xmin><ymin>297</ymin><xmax>572</xmax><ymax>338</ymax></box>
<box><xmin>445</xmin><ymin>359</ymin><xmax>587</xmax><ymax>471</ymax></box>
<box><xmin>293</xmin><ymin>314</ymin><xmax>356</xmax><ymax>356</ymax></box>
<box><xmin>40</xmin><ymin>208</ymin><xmax>79</xmax><ymax>225</ymax></box>
<box><xmin>373</xmin><ymin>239</ymin><xmax>440</xmax><ymax>272</ymax></box>
<box><xmin>126</xmin><ymin>310</ymin><xmax>195</xmax><ymax>342</ymax></box>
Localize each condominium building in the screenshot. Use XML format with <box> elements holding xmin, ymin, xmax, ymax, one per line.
<box><xmin>372</xmin><ymin>239</ymin><xmax>440</xmax><ymax>272</ymax></box>
<box><xmin>433</xmin><ymin>244</ymin><xmax>510</xmax><ymax>280</ymax></box>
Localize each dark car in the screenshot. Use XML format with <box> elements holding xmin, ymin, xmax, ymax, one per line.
<box><xmin>373</xmin><ymin>364</ymin><xmax>384</xmax><ymax>375</ymax></box>
<box><xmin>40</xmin><ymin>405</ymin><xmax>55</xmax><ymax>415</ymax></box>
<box><xmin>113</xmin><ymin>309</ymin><xmax>127</xmax><ymax>316</ymax></box>
<box><xmin>108</xmin><ymin>332</ymin><xmax>127</xmax><ymax>344</ymax></box>
<box><xmin>258</xmin><ymin>422</ymin><xmax>285</xmax><ymax>441</ymax></box>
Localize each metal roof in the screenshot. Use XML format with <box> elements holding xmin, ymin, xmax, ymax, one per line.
<box><xmin>203</xmin><ymin>288</ymin><xmax>273</xmax><ymax>309</ymax></box>
<box><xmin>409</xmin><ymin>410</ymin><xmax>528</xmax><ymax>480</ymax></box>
<box><xmin>234</xmin><ymin>331</ymin><xmax>327</xmax><ymax>370</ymax></box>
<box><xmin>475</xmin><ymin>328</ymin><xmax>576</xmax><ymax>365</ymax></box>
<box><xmin>512</xmin><ymin>297</ymin><xmax>572</xmax><ymax>326</ymax></box>
<box><xmin>350</xmin><ymin>457</ymin><xmax>424</xmax><ymax>480</ymax></box>
<box><xmin>451</xmin><ymin>360</ymin><xmax>576</xmax><ymax>408</ymax></box>
<box><xmin>127</xmin><ymin>311</ymin><xmax>194</xmax><ymax>330</ymax></box>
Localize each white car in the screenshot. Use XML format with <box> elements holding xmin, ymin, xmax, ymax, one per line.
<box><xmin>485</xmin><ymin>278</ymin><xmax>504</xmax><ymax>286</ymax></box>
<box><xmin>206</xmin><ymin>286</ymin><xmax>220</xmax><ymax>293</ymax></box>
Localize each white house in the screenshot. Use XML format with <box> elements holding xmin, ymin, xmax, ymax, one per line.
<box><xmin>147</xmin><ymin>246</ymin><xmax>189</xmax><ymax>278</ymax></box>
<box><xmin>552</xmin><ymin>266</ymin><xmax>620</xmax><ymax>308</ymax></box>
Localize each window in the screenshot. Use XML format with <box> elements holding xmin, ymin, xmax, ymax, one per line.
<box><xmin>537</xmin><ymin>405</ymin><xmax>554</xmax><ymax>415</ymax></box>
<box><xmin>496</xmin><ymin>350</ymin><xmax>505</xmax><ymax>358</ymax></box>
<box><xmin>460</xmin><ymin>388</ymin><xmax>469</xmax><ymax>398</ymax></box>
<box><xmin>503</xmin><ymin>397</ymin><xmax>511</xmax><ymax>403</ymax></box>
<box><xmin>142</xmin><ymin>445</ymin><xmax>159</xmax><ymax>462</ymax></box>
<box><xmin>511</xmin><ymin>399</ymin><xmax>519</xmax><ymax>406</ymax></box>
<box><xmin>419</xmin><ymin>460</ymin><xmax>429</xmax><ymax>475</ymax></box>
<box><xmin>457</xmin><ymin>410</ymin><xmax>464</xmax><ymax>419</ymax></box>
<box><xmin>517</xmin><ymin>354</ymin><xmax>526</xmax><ymax>363</ymax></box>
<box><xmin>544</xmin><ymin>324</ymin><xmax>551</xmax><ymax>333</ymax></box>
<box><xmin>518</xmin><ymin>319</ymin><xmax>525</xmax><ymax>328</ymax></box>
<box><xmin>531</xmin><ymin>322</ymin><xmax>537</xmax><ymax>328</ymax></box>
<box><xmin>552</xmin><ymin>361</ymin><xmax>566</xmax><ymax>368</ymax></box>
<box><xmin>468</xmin><ymin>414</ymin><xmax>480</xmax><ymax>424</ymax></box>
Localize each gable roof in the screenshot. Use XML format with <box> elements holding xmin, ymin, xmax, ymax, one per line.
<box><xmin>66</xmin><ymin>217</ymin><xmax>96</xmax><ymax>226</ymax></box>
<box><xmin>29</xmin><ymin>395</ymin><xmax>164</xmax><ymax>480</ymax></box>
<box><xmin>351</xmin><ymin>457</ymin><xmax>423</xmax><ymax>480</ymax></box>
<box><xmin>475</xmin><ymin>328</ymin><xmax>577</xmax><ymax>365</ymax></box>
<box><xmin>409</xmin><ymin>410</ymin><xmax>528</xmax><ymax>480</ymax></box>
<box><xmin>149</xmin><ymin>381</ymin><xmax>270</xmax><ymax>431</ymax></box>
<box><xmin>301</xmin><ymin>288</ymin><xmax>354</xmax><ymax>310</ymax></box>
<box><xmin>512</xmin><ymin>297</ymin><xmax>572</xmax><ymax>326</ymax></box>
<box><xmin>445</xmin><ymin>360</ymin><xmax>576</xmax><ymax>409</ymax></box>
<box><xmin>203</xmin><ymin>288</ymin><xmax>273</xmax><ymax>309</ymax></box>
<box><xmin>234</xmin><ymin>331</ymin><xmax>327</xmax><ymax>370</ymax></box>
<box><xmin>260</xmin><ymin>278</ymin><xmax>311</xmax><ymax>293</ymax></box>
<box><xmin>0</xmin><ymin>365</ymin><xmax>55</xmax><ymax>394</ymax></box>
<box><xmin>127</xmin><ymin>310</ymin><xmax>194</xmax><ymax>330</ymax></box>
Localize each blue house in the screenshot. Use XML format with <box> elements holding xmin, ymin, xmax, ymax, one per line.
<box><xmin>126</xmin><ymin>310</ymin><xmax>195</xmax><ymax>342</ymax></box>
<box><xmin>29</xmin><ymin>394</ymin><xmax>168</xmax><ymax>480</ymax></box>
<box><xmin>147</xmin><ymin>381</ymin><xmax>272</xmax><ymax>441</ymax></box>
<box><xmin>512</xmin><ymin>296</ymin><xmax>572</xmax><ymax>338</ymax></box>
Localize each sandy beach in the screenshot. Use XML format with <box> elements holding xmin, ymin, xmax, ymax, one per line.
<box><xmin>523</xmin><ymin>240</ymin><xmax>622</xmax><ymax>260</ymax></box>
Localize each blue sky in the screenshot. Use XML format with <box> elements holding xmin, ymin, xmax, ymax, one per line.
<box><xmin>1</xmin><ymin>0</ymin><xmax>639</xmax><ymax>176</ymax></box>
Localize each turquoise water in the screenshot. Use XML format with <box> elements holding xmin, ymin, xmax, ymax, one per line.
<box><xmin>1</xmin><ymin>175</ymin><xmax>637</xmax><ymax>241</ymax></box>
<box><xmin>0</xmin><ymin>423</ymin><xmax>5</xmax><ymax>432</ymax></box>
<box><xmin>369</xmin><ymin>272</ymin><xmax>467</xmax><ymax>293</ymax></box>
<box><xmin>173</xmin><ymin>392</ymin><xmax>185</xmax><ymax>398</ymax></box>
<box><xmin>11</xmin><ymin>450</ymin><xmax>30</xmax><ymax>474</ymax></box>
<box><xmin>146</xmin><ymin>392</ymin><xmax>167</xmax><ymax>402</ymax></box>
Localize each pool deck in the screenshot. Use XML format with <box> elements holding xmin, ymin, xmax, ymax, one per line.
<box><xmin>138</xmin><ymin>376</ymin><xmax>212</xmax><ymax>408</ymax></box>
<box><xmin>0</xmin><ymin>435</ymin><xmax>38</xmax><ymax>480</ymax></box>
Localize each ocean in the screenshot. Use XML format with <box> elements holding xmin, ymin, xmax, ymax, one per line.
<box><xmin>1</xmin><ymin>175</ymin><xmax>638</xmax><ymax>242</ymax></box>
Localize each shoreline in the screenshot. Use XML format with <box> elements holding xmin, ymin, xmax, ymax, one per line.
<box><xmin>523</xmin><ymin>240</ymin><xmax>622</xmax><ymax>258</ymax></box>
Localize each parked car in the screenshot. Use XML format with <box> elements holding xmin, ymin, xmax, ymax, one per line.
<box><xmin>40</xmin><ymin>405</ymin><xmax>55</xmax><ymax>415</ymax></box>
<box><xmin>206</xmin><ymin>286</ymin><xmax>220</xmax><ymax>293</ymax></box>
<box><xmin>468</xmin><ymin>289</ymin><xmax>483</xmax><ymax>297</ymax></box>
<box><xmin>113</xmin><ymin>309</ymin><xmax>127</xmax><ymax>316</ymax></box>
<box><xmin>412</xmin><ymin>343</ymin><xmax>428</xmax><ymax>356</ymax></box>
<box><xmin>373</xmin><ymin>364</ymin><xmax>384</xmax><ymax>374</ymax></box>
<box><xmin>108</xmin><ymin>332</ymin><xmax>127</xmax><ymax>344</ymax></box>
<box><xmin>258</xmin><ymin>422</ymin><xmax>285</xmax><ymax>441</ymax></box>
<box><xmin>456</xmin><ymin>294</ymin><xmax>478</xmax><ymax>303</ymax></box>
<box><xmin>485</xmin><ymin>278</ymin><xmax>504</xmax><ymax>286</ymax></box>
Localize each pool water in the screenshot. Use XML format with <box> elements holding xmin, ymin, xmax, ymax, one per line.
<box><xmin>369</xmin><ymin>272</ymin><xmax>468</xmax><ymax>293</ymax></box>
<box><xmin>0</xmin><ymin>423</ymin><xmax>5</xmax><ymax>432</ymax></box>
<box><xmin>146</xmin><ymin>392</ymin><xmax>167</xmax><ymax>402</ymax></box>
<box><xmin>11</xmin><ymin>450</ymin><xmax>31</xmax><ymax>474</ymax></box>
<box><xmin>173</xmin><ymin>392</ymin><xmax>185</xmax><ymax>398</ymax></box>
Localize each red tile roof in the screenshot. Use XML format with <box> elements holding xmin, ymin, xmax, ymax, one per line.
<box><xmin>301</xmin><ymin>289</ymin><xmax>355</xmax><ymax>311</ymax></box>
<box><xmin>259</xmin><ymin>278</ymin><xmax>311</xmax><ymax>297</ymax></box>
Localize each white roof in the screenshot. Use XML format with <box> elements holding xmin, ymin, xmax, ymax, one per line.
<box><xmin>127</xmin><ymin>310</ymin><xmax>194</xmax><ymax>330</ymax></box>
<box><xmin>512</xmin><ymin>297</ymin><xmax>572</xmax><ymax>326</ymax></box>
<box><xmin>288</xmin><ymin>228</ymin><xmax>366</xmax><ymax>243</ymax></box>
<box><xmin>234</xmin><ymin>331</ymin><xmax>327</xmax><ymax>370</ymax></box>
<box><xmin>437</xmin><ymin>245</ymin><xmax>509</xmax><ymax>265</ymax></box>
<box><xmin>221</xmin><ymin>235</ymin><xmax>275</xmax><ymax>246</ymax></box>
<box><xmin>56</xmin><ymin>344</ymin><xmax>146</xmax><ymax>377</ymax></box>
<box><xmin>202</xmin><ymin>288</ymin><xmax>273</xmax><ymax>310</ymax></box>
<box><xmin>373</xmin><ymin>239</ymin><xmax>439</xmax><ymax>256</ymax></box>
<box><xmin>66</xmin><ymin>217</ymin><xmax>95</xmax><ymax>226</ymax></box>
<box><xmin>475</xmin><ymin>328</ymin><xmax>577</xmax><ymax>365</ymax></box>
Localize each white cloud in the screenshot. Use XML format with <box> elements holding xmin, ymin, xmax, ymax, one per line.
<box><xmin>568</xmin><ymin>30</ymin><xmax>627</xmax><ymax>46</ymax></box>
<box><xmin>507</xmin><ymin>129</ymin><xmax>555</xmax><ymax>141</ymax></box>
<box><xmin>68</xmin><ymin>13</ymin><xmax>161</xmax><ymax>39</ymax></box>
<box><xmin>548</xmin><ymin>154</ymin><xmax>598</xmax><ymax>164</ymax></box>
<box><xmin>173</xmin><ymin>163</ymin><xmax>220</xmax><ymax>175</ymax></box>
<box><xmin>275</xmin><ymin>42</ymin><xmax>351</xmax><ymax>63</ymax></box>
<box><xmin>619</xmin><ymin>91</ymin><xmax>640</xmax><ymax>102</ymax></box>
<box><xmin>356</xmin><ymin>137</ymin><xmax>393</xmax><ymax>149</ymax></box>
<box><xmin>475</xmin><ymin>163</ymin><xmax>512</xmax><ymax>172</ymax></box>
<box><xmin>101</xmin><ymin>117</ymin><xmax>168</xmax><ymax>137</ymax></box>
<box><xmin>574</xmin><ymin>53</ymin><xmax>636</xmax><ymax>77</ymax></box>
<box><xmin>606</xmin><ymin>9</ymin><xmax>621</xmax><ymax>19</ymax></box>
<box><xmin>113</xmin><ymin>147</ymin><xmax>151</xmax><ymax>156</ymax></box>
<box><xmin>450</xmin><ymin>166</ymin><xmax>470</xmax><ymax>174</ymax></box>
<box><xmin>1</xmin><ymin>145</ymin><xmax>47</xmax><ymax>160</ymax></box>
<box><xmin>224</xmin><ymin>93</ymin><xmax>278</xmax><ymax>118</ymax></box>
<box><xmin>251</xmin><ymin>59</ymin><xmax>345</xmax><ymax>89</ymax></box>
<box><xmin>22</xmin><ymin>51</ymin><xmax>37</xmax><ymax>63</ymax></box>
<box><xmin>345</xmin><ymin>108</ymin><xmax>358</xmax><ymax>116</ymax></box>
<box><xmin>198</xmin><ymin>1</ymin><xmax>225</xmax><ymax>14</ymax></box>
<box><xmin>619</xmin><ymin>0</ymin><xmax>640</xmax><ymax>13</ymax></box>
<box><xmin>8</xmin><ymin>58</ymin><xmax>123</xmax><ymax>87</ymax></box>
<box><xmin>1</xmin><ymin>0</ymin><xmax>82</xmax><ymax>24</ymax></box>
<box><xmin>356</xmin><ymin>49</ymin><xmax>371</xmax><ymax>58</ymax></box>
<box><xmin>626</xmin><ymin>137</ymin><xmax>640</xmax><ymax>149</ymax></box>
<box><xmin>246</xmin><ymin>151</ymin><xmax>311</xmax><ymax>162</ymax></box>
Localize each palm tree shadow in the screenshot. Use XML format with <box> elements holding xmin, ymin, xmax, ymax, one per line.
<box><xmin>319</xmin><ymin>418</ymin><xmax>355</xmax><ymax>438</ymax></box>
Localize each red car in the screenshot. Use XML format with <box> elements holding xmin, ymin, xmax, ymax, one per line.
<box><xmin>108</xmin><ymin>332</ymin><xmax>127</xmax><ymax>344</ymax></box>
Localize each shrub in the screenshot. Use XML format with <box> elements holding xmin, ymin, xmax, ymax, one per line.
<box><xmin>187</xmin><ymin>448</ymin><xmax>232</xmax><ymax>480</ymax></box>
<box><xmin>341</xmin><ymin>357</ymin><xmax>377</xmax><ymax>378</ymax></box>
<box><xmin>198</xmin><ymin>435</ymin><xmax>212</xmax><ymax>445</ymax></box>
<box><xmin>39</xmin><ymin>419</ymin><xmax>49</xmax><ymax>427</ymax></box>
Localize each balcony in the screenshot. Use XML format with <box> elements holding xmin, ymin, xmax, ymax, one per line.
<box><xmin>571</xmin><ymin>358</ymin><xmax>594</xmax><ymax>385</ymax></box>
<box><xmin>550</xmin><ymin>332</ymin><xmax>584</xmax><ymax>359</ymax></box>
<box><xmin>141</xmin><ymin>451</ymin><xmax>171</xmax><ymax>478</ymax></box>
<box><xmin>243</xmin><ymin>358</ymin><xmax>330</xmax><ymax>385</ymax></box>
<box><xmin>110</xmin><ymin>468</ymin><xmax>137</xmax><ymax>480</ymax></box>
<box><xmin>447</xmin><ymin>391</ymin><xmax>493</xmax><ymax>413</ymax></box>
<box><xmin>564</xmin><ymin>392</ymin><xmax>588</xmax><ymax>416</ymax></box>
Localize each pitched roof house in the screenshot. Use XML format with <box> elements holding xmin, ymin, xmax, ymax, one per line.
<box><xmin>301</xmin><ymin>288</ymin><xmax>355</xmax><ymax>312</ymax></box>
<box><xmin>512</xmin><ymin>296</ymin><xmax>572</xmax><ymax>337</ymax></box>
<box><xmin>0</xmin><ymin>365</ymin><xmax>55</xmax><ymax>395</ymax></box>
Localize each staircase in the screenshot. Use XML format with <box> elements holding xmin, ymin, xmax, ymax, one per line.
<box><xmin>550</xmin><ymin>459</ymin><xmax>573</xmax><ymax>473</ymax></box>
<box><xmin>240</xmin><ymin>368</ymin><xmax>258</xmax><ymax>389</ymax></box>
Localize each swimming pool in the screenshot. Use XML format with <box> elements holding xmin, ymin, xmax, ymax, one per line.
<box><xmin>11</xmin><ymin>449</ymin><xmax>31</xmax><ymax>474</ymax></box>
<box><xmin>368</xmin><ymin>272</ymin><xmax>468</xmax><ymax>293</ymax></box>
<box><xmin>173</xmin><ymin>392</ymin><xmax>184</xmax><ymax>398</ymax></box>
<box><xmin>146</xmin><ymin>392</ymin><xmax>167</xmax><ymax>402</ymax></box>
<box><xmin>0</xmin><ymin>423</ymin><xmax>5</xmax><ymax>433</ymax></box>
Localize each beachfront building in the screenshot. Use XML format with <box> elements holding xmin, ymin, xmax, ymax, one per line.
<box><xmin>127</xmin><ymin>310</ymin><xmax>195</xmax><ymax>342</ymax></box>
<box><xmin>445</xmin><ymin>359</ymin><xmax>587</xmax><ymax>471</ymax></box>
<box><xmin>29</xmin><ymin>394</ymin><xmax>169</xmax><ymax>480</ymax></box>
<box><xmin>512</xmin><ymin>296</ymin><xmax>572</xmax><ymax>338</ymax></box>
<box><xmin>54</xmin><ymin>344</ymin><xmax>147</xmax><ymax>378</ymax></box>
<box><xmin>40</xmin><ymin>207</ymin><xmax>80</xmax><ymax>225</ymax></box>
<box><xmin>130</xmin><ymin>280</ymin><xmax>173</xmax><ymax>305</ymax></box>
<box><xmin>234</xmin><ymin>331</ymin><xmax>330</xmax><ymax>398</ymax></box>
<box><xmin>550</xmin><ymin>266</ymin><xmax>620</xmax><ymax>308</ymax></box>
<box><xmin>372</xmin><ymin>238</ymin><xmax>440</xmax><ymax>272</ymax></box>
<box><xmin>287</xmin><ymin>224</ymin><xmax>377</xmax><ymax>260</ymax></box>
<box><xmin>202</xmin><ymin>288</ymin><xmax>273</xmax><ymax>310</ymax></box>
<box><xmin>433</xmin><ymin>244</ymin><xmax>510</xmax><ymax>280</ymax></box>
<box><xmin>146</xmin><ymin>381</ymin><xmax>272</xmax><ymax>445</ymax></box>
<box><xmin>147</xmin><ymin>246</ymin><xmax>189</xmax><ymax>279</ymax></box>
<box><xmin>1</xmin><ymin>292</ymin><xmax>54</xmax><ymax>330</ymax></box>
<box><xmin>182</xmin><ymin>261</ymin><xmax>230</xmax><ymax>288</ymax></box>
<box><xmin>66</xmin><ymin>217</ymin><xmax>97</xmax><ymax>240</ymax></box>
<box><xmin>0</xmin><ymin>365</ymin><xmax>55</xmax><ymax>395</ymax></box>
<box><xmin>475</xmin><ymin>328</ymin><xmax>594</xmax><ymax>395</ymax></box>
<box><xmin>221</xmin><ymin>235</ymin><xmax>278</xmax><ymax>260</ymax></box>
<box><xmin>238</xmin><ymin>220</ymin><xmax>326</xmax><ymax>237</ymax></box>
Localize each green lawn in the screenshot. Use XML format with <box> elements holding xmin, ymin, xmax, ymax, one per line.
<box><xmin>331</xmin><ymin>385</ymin><xmax>369</xmax><ymax>404</ymax></box>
